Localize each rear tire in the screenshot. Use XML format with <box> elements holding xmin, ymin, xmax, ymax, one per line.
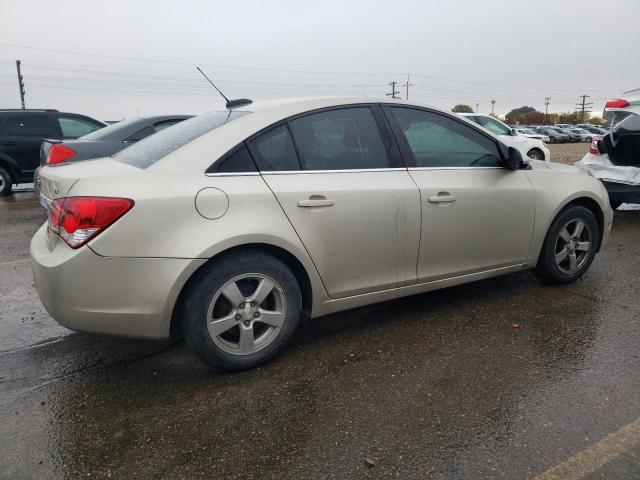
<box><xmin>183</xmin><ymin>251</ymin><xmax>302</xmax><ymax>371</ymax></box>
<box><xmin>0</xmin><ymin>166</ymin><xmax>12</xmax><ymax>196</ymax></box>
<box><xmin>534</xmin><ymin>205</ymin><xmax>599</xmax><ymax>285</ymax></box>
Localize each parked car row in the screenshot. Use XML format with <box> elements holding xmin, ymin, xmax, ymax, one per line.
<box><xmin>509</xmin><ymin>123</ymin><xmax>608</xmax><ymax>144</ymax></box>
<box><xmin>0</xmin><ymin>109</ymin><xmax>191</xmax><ymax>196</ymax></box>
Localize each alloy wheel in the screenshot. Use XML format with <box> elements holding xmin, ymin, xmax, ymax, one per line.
<box><xmin>206</xmin><ymin>273</ymin><xmax>286</xmax><ymax>355</ymax></box>
<box><xmin>554</xmin><ymin>218</ymin><xmax>592</xmax><ymax>275</ymax></box>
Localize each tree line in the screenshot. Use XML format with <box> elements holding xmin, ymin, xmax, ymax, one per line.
<box><xmin>451</xmin><ymin>104</ymin><xmax>606</xmax><ymax>125</ymax></box>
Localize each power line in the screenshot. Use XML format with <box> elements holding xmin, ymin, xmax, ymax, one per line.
<box><xmin>0</xmin><ymin>44</ymin><xmax>616</xmax><ymax>93</ymax></box>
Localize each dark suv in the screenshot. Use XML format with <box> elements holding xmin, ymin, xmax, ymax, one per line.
<box><xmin>0</xmin><ymin>109</ymin><xmax>105</xmax><ymax>195</ymax></box>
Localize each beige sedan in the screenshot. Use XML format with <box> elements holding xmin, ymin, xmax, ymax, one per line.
<box><xmin>32</xmin><ymin>97</ymin><xmax>613</xmax><ymax>371</ymax></box>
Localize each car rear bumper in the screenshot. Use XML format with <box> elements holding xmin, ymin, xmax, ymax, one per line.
<box><xmin>602</xmin><ymin>181</ymin><xmax>640</xmax><ymax>204</ymax></box>
<box><xmin>30</xmin><ymin>223</ymin><xmax>205</xmax><ymax>340</ymax></box>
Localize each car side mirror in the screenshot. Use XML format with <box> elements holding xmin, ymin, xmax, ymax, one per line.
<box><xmin>511</xmin><ymin>128</ymin><xmax>518</xmax><ymax>136</ymax></box>
<box><xmin>505</xmin><ymin>147</ymin><xmax>523</xmax><ymax>170</ymax></box>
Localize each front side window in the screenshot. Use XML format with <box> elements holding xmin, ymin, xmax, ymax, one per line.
<box><xmin>388</xmin><ymin>107</ymin><xmax>501</xmax><ymax>168</ymax></box>
<box><xmin>288</xmin><ymin>107</ymin><xmax>391</xmax><ymax>170</ymax></box>
<box><xmin>58</xmin><ymin>117</ymin><xmax>102</xmax><ymax>139</ymax></box>
<box><xmin>473</xmin><ymin>116</ymin><xmax>512</xmax><ymax>136</ymax></box>
<box><xmin>6</xmin><ymin>115</ymin><xmax>56</xmax><ymax>136</ymax></box>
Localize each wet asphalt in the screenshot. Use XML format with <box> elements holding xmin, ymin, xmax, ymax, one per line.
<box><xmin>1</xmin><ymin>190</ymin><xmax>639</xmax><ymax>480</ymax></box>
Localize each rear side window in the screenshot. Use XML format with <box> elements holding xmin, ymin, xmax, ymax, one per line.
<box><xmin>247</xmin><ymin>125</ymin><xmax>300</xmax><ymax>171</ymax></box>
<box><xmin>388</xmin><ymin>107</ymin><xmax>501</xmax><ymax>168</ymax></box>
<box><xmin>289</xmin><ymin>107</ymin><xmax>390</xmax><ymax>170</ymax></box>
<box><xmin>116</xmin><ymin>110</ymin><xmax>249</xmax><ymax>168</ymax></box>
<box><xmin>58</xmin><ymin>117</ymin><xmax>102</xmax><ymax>138</ymax></box>
<box><xmin>6</xmin><ymin>116</ymin><xmax>56</xmax><ymax>136</ymax></box>
<box><xmin>153</xmin><ymin>119</ymin><xmax>183</xmax><ymax>132</ymax></box>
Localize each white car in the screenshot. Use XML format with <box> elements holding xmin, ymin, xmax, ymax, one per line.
<box><xmin>576</xmin><ymin>89</ymin><xmax>640</xmax><ymax>209</ymax></box>
<box><xmin>460</xmin><ymin>114</ymin><xmax>550</xmax><ymax>161</ymax></box>
<box><xmin>515</xmin><ymin>128</ymin><xmax>551</xmax><ymax>143</ymax></box>
<box><xmin>32</xmin><ymin>97</ymin><xmax>611</xmax><ymax>371</ymax></box>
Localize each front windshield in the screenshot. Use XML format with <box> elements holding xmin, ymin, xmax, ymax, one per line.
<box><xmin>115</xmin><ymin>110</ymin><xmax>250</xmax><ymax>169</ymax></box>
<box><xmin>80</xmin><ymin>118</ymin><xmax>142</xmax><ymax>140</ymax></box>
<box><xmin>521</xmin><ymin>129</ymin><xmax>536</xmax><ymax>134</ymax></box>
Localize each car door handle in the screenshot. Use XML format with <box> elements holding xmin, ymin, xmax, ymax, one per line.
<box><xmin>297</xmin><ymin>197</ymin><xmax>334</xmax><ymax>208</ymax></box>
<box><xmin>428</xmin><ymin>193</ymin><xmax>457</xmax><ymax>203</ymax></box>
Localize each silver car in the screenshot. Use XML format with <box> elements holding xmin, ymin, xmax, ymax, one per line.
<box><xmin>32</xmin><ymin>97</ymin><xmax>613</xmax><ymax>371</ymax></box>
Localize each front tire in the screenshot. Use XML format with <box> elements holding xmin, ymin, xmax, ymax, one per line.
<box><xmin>527</xmin><ymin>149</ymin><xmax>544</xmax><ymax>161</ymax></box>
<box><xmin>183</xmin><ymin>251</ymin><xmax>302</xmax><ymax>371</ymax></box>
<box><xmin>0</xmin><ymin>166</ymin><xmax>12</xmax><ymax>196</ymax></box>
<box><xmin>535</xmin><ymin>205</ymin><xmax>599</xmax><ymax>284</ymax></box>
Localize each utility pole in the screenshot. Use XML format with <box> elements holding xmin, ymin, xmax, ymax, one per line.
<box><xmin>15</xmin><ymin>60</ymin><xmax>25</xmax><ymax>109</ymax></box>
<box><xmin>475</xmin><ymin>103</ymin><xmax>479</xmax><ymax>113</ymax></box>
<box><xmin>575</xmin><ymin>94</ymin><xmax>593</xmax><ymax>122</ymax></box>
<box><xmin>403</xmin><ymin>74</ymin><xmax>413</xmax><ymax>101</ymax></box>
<box><xmin>386</xmin><ymin>81</ymin><xmax>400</xmax><ymax>99</ymax></box>
<box><xmin>490</xmin><ymin>100</ymin><xmax>496</xmax><ymax>115</ymax></box>
<box><xmin>544</xmin><ymin>97</ymin><xmax>551</xmax><ymax>124</ymax></box>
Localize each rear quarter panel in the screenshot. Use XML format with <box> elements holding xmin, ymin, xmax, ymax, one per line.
<box><xmin>76</xmin><ymin>170</ymin><xmax>330</xmax><ymax>311</ymax></box>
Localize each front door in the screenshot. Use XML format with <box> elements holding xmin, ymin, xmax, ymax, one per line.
<box><xmin>248</xmin><ymin>106</ymin><xmax>421</xmax><ymax>299</ymax></box>
<box><xmin>383</xmin><ymin>106</ymin><xmax>535</xmax><ymax>281</ymax></box>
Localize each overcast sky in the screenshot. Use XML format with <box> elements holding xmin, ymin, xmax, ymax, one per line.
<box><xmin>1</xmin><ymin>0</ymin><xmax>638</xmax><ymax>120</ymax></box>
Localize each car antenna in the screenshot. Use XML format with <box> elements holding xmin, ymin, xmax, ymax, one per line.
<box><xmin>196</xmin><ymin>66</ymin><xmax>253</xmax><ymax>110</ymax></box>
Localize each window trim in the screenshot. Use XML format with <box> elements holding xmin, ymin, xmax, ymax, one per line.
<box><xmin>206</xmin><ymin>103</ymin><xmax>405</xmax><ymax>175</ymax></box>
<box><xmin>380</xmin><ymin>104</ymin><xmax>508</xmax><ymax>169</ymax></box>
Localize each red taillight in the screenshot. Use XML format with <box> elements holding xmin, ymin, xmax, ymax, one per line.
<box><xmin>605</xmin><ymin>99</ymin><xmax>629</xmax><ymax>109</ymax></box>
<box><xmin>589</xmin><ymin>140</ymin><xmax>600</xmax><ymax>155</ymax></box>
<box><xmin>48</xmin><ymin>197</ymin><xmax>134</xmax><ymax>248</ymax></box>
<box><xmin>46</xmin><ymin>144</ymin><xmax>77</xmax><ymax>165</ymax></box>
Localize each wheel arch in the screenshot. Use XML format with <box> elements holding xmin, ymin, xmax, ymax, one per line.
<box><xmin>526</xmin><ymin>147</ymin><xmax>545</xmax><ymax>159</ymax></box>
<box><xmin>562</xmin><ymin>197</ymin><xmax>605</xmax><ymax>251</ymax></box>
<box><xmin>169</xmin><ymin>242</ymin><xmax>315</xmax><ymax>339</ymax></box>
<box><xmin>535</xmin><ymin>195</ymin><xmax>606</xmax><ymax>267</ymax></box>
<box><xmin>0</xmin><ymin>153</ymin><xmax>19</xmax><ymax>183</ymax></box>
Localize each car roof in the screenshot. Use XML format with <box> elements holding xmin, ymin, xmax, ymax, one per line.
<box><xmin>152</xmin><ymin>96</ymin><xmax>489</xmax><ymax>173</ymax></box>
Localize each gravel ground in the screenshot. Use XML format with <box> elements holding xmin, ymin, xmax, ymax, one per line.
<box><xmin>548</xmin><ymin>142</ymin><xmax>591</xmax><ymax>165</ymax></box>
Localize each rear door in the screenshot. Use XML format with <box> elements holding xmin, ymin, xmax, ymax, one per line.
<box><xmin>251</xmin><ymin>105</ymin><xmax>421</xmax><ymax>299</ymax></box>
<box><xmin>383</xmin><ymin>106</ymin><xmax>535</xmax><ymax>281</ymax></box>
<box><xmin>2</xmin><ymin>114</ymin><xmax>59</xmax><ymax>181</ymax></box>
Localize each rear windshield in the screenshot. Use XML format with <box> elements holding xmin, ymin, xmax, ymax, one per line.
<box><xmin>80</xmin><ymin>118</ymin><xmax>142</xmax><ymax>140</ymax></box>
<box><xmin>115</xmin><ymin>110</ymin><xmax>249</xmax><ymax>168</ymax></box>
